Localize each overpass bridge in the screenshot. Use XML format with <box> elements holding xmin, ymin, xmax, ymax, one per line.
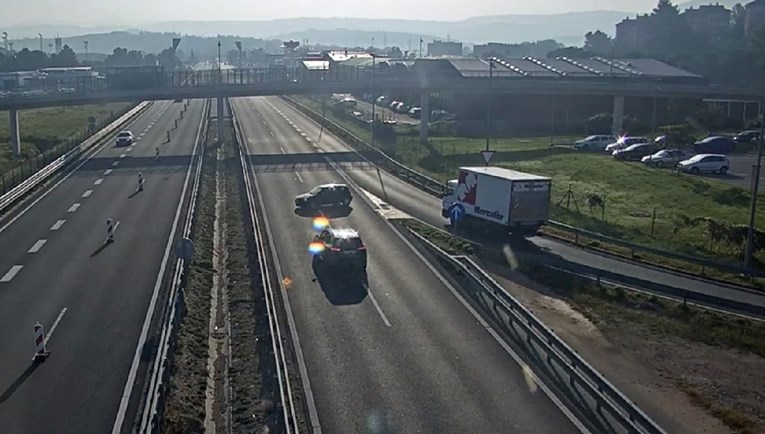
<box><xmin>2</xmin><ymin>63</ymin><xmax>764</xmax><ymax>155</ymax></box>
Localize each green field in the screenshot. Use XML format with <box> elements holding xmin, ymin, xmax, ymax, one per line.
<box><xmin>295</xmin><ymin>96</ymin><xmax>765</xmax><ymax>264</ymax></box>
<box><xmin>0</xmin><ymin>103</ymin><xmax>131</xmax><ymax>176</ymax></box>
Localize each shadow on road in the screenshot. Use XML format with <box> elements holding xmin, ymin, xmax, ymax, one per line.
<box><xmin>0</xmin><ymin>362</ymin><xmax>42</xmax><ymax>404</ymax></box>
<box><xmin>294</xmin><ymin>205</ymin><xmax>352</xmax><ymax>219</ymax></box>
<box><xmin>311</xmin><ymin>256</ymin><xmax>368</xmax><ymax>305</ymax></box>
<box><xmin>90</xmin><ymin>240</ymin><xmax>113</xmax><ymax>257</ymax></box>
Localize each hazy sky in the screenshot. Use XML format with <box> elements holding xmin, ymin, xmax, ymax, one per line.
<box><xmin>3</xmin><ymin>0</ymin><xmax>660</xmax><ymax>25</ymax></box>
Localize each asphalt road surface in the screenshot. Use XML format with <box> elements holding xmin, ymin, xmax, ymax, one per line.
<box><xmin>0</xmin><ymin>99</ymin><xmax>204</xmax><ymax>434</ymax></box>
<box><xmin>234</xmin><ymin>96</ymin><xmax>582</xmax><ymax>434</ymax></box>
<box><xmin>263</xmin><ymin>97</ymin><xmax>765</xmax><ymax>314</ymax></box>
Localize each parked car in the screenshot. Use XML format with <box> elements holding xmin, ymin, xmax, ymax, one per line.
<box><xmin>604</xmin><ymin>136</ymin><xmax>649</xmax><ymax>153</ymax></box>
<box><xmin>734</xmin><ymin>130</ymin><xmax>761</xmax><ymax>143</ymax></box>
<box><xmin>641</xmin><ymin>148</ymin><xmax>691</xmax><ymax>167</ymax></box>
<box><xmin>677</xmin><ymin>154</ymin><xmax>730</xmax><ymax>174</ymax></box>
<box><xmin>693</xmin><ymin>136</ymin><xmax>735</xmax><ymax>154</ymax></box>
<box><xmin>612</xmin><ymin>143</ymin><xmax>654</xmax><ymax>161</ymax></box>
<box><xmin>574</xmin><ymin>135</ymin><xmax>615</xmax><ymax>151</ymax></box>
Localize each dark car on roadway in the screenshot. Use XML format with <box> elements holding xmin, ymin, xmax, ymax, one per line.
<box><xmin>311</xmin><ymin>227</ymin><xmax>367</xmax><ymax>271</ymax></box>
<box><xmin>694</xmin><ymin>136</ymin><xmax>735</xmax><ymax>154</ymax></box>
<box><xmin>612</xmin><ymin>143</ymin><xmax>653</xmax><ymax>161</ymax></box>
<box><xmin>295</xmin><ymin>183</ymin><xmax>352</xmax><ymax>209</ymax></box>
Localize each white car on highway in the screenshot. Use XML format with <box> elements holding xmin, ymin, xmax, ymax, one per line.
<box><xmin>573</xmin><ymin>135</ymin><xmax>615</xmax><ymax>151</ymax></box>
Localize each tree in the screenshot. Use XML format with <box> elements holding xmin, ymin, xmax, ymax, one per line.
<box><xmin>584</xmin><ymin>31</ymin><xmax>612</xmax><ymax>56</ymax></box>
<box><xmin>51</xmin><ymin>45</ymin><xmax>78</xmax><ymax>67</ymax></box>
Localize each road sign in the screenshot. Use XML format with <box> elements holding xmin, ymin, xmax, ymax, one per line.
<box><xmin>174</xmin><ymin>237</ymin><xmax>195</xmax><ymax>261</ymax></box>
<box><xmin>448</xmin><ymin>202</ymin><xmax>466</xmax><ymax>224</ymax></box>
<box><xmin>480</xmin><ymin>150</ymin><xmax>495</xmax><ymax>165</ymax></box>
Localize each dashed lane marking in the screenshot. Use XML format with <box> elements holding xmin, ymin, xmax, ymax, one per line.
<box><xmin>28</xmin><ymin>239</ymin><xmax>47</xmax><ymax>253</ymax></box>
<box><xmin>0</xmin><ymin>265</ymin><xmax>23</xmax><ymax>283</ymax></box>
<box><xmin>50</xmin><ymin>220</ymin><xmax>65</xmax><ymax>231</ymax></box>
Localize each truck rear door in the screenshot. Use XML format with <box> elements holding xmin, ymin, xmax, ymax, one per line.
<box><xmin>509</xmin><ymin>181</ymin><xmax>551</xmax><ymax>226</ymax></box>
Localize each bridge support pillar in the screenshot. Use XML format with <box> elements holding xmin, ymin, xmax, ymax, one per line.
<box><xmin>419</xmin><ymin>92</ymin><xmax>430</xmax><ymax>145</ymax></box>
<box><xmin>217</xmin><ymin>96</ymin><xmax>225</xmax><ymax>144</ymax></box>
<box><xmin>611</xmin><ymin>96</ymin><xmax>624</xmax><ymax>137</ymax></box>
<box><xmin>9</xmin><ymin>109</ymin><xmax>21</xmax><ymax>156</ymax></box>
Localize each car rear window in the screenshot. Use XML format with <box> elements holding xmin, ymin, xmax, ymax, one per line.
<box><xmin>338</xmin><ymin>238</ymin><xmax>363</xmax><ymax>251</ymax></box>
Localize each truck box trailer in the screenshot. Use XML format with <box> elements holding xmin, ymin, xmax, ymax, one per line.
<box><xmin>441</xmin><ymin>166</ymin><xmax>551</xmax><ymax>236</ymax></box>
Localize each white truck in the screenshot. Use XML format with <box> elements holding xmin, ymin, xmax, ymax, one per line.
<box><xmin>441</xmin><ymin>166</ymin><xmax>552</xmax><ymax>236</ymax></box>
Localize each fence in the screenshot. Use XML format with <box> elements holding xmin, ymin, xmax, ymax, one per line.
<box><xmin>0</xmin><ymin>103</ymin><xmax>138</xmax><ymax>196</ymax></box>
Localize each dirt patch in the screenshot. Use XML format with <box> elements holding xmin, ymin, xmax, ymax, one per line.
<box><xmin>480</xmin><ymin>257</ymin><xmax>765</xmax><ymax>434</ymax></box>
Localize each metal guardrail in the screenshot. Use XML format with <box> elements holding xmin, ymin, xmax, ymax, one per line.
<box><xmin>138</xmin><ymin>98</ymin><xmax>210</xmax><ymax>433</ymax></box>
<box><xmin>232</xmin><ymin>100</ymin><xmax>300</xmax><ymax>433</ymax></box>
<box><xmin>407</xmin><ymin>228</ymin><xmax>667</xmax><ymax>434</ymax></box>
<box><xmin>0</xmin><ymin>101</ymin><xmax>151</xmax><ymax>214</ymax></box>
<box><xmin>283</xmin><ymin>96</ymin><xmax>765</xmax><ymax>285</ymax></box>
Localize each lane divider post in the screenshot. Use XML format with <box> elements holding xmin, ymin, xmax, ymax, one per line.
<box><xmin>33</xmin><ymin>321</ymin><xmax>50</xmax><ymax>361</ymax></box>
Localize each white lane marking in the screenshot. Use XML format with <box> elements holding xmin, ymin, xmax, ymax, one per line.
<box><xmin>295</xmin><ymin>172</ymin><xmax>304</xmax><ymax>183</ymax></box>
<box><xmin>94</xmin><ymin>178</ymin><xmax>104</xmax><ymax>185</ymax></box>
<box><xmin>68</xmin><ymin>203</ymin><xmax>81</xmax><ymax>213</ymax></box>
<box><xmin>0</xmin><ymin>265</ymin><xmax>23</xmax><ymax>283</ymax></box>
<box><xmin>82</xmin><ymin>190</ymin><xmax>93</xmax><ymax>198</ymax></box>
<box><xmin>50</xmin><ymin>219</ymin><xmax>66</xmax><ymax>231</ymax></box>
<box><xmin>120</xmin><ymin>153</ymin><xmax>127</xmax><ymax>158</ymax></box>
<box><xmin>112</xmin><ymin>103</ymin><xmax>205</xmax><ymax>434</ymax></box>
<box><xmin>367</xmin><ymin>290</ymin><xmax>391</xmax><ymax>327</ymax></box>
<box><xmin>112</xmin><ymin>161</ymin><xmax>120</xmax><ymax>167</ymax></box>
<box><xmin>44</xmin><ymin>307</ymin><xmax>68</xmax><ymax>346</ymax></box>
<box><xmin>28</xmin><ymin>239</ymin><xmax>47</xmax><ymax>253</ymax></box>
<box><xmin>104</xmin><ymin>169</ymin><xmax>113</xmax><ymax>176</ymax></box>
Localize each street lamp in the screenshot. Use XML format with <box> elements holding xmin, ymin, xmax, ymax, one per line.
<box><xmin>744</xmin><ymin>97</ymin><xmax>765</xmax><ymax>271</ymax></box>
<box><xmin>485</xmin><ymin>57</ymin><xmax>494</xmax><ymax>153</ymax></box>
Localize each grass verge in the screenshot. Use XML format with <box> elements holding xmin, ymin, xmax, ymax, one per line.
<box><xmin>0</xmin><ymin>103</ymin><xmax>131</xmax><ymax>174</ymax></box>
<box><xmin>403</xmin><ymin>217</ymin><xmax>765</xmax><ymax>433</ymax></box>
<box><xmin>292</xmin><ymin>95</ymin><xmax>765</xmax><ymax>286</ymax></box>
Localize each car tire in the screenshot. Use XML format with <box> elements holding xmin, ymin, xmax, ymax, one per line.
<box><xmin>719</xmin><ymin>166</ymin><xmax>728</xmax><ymax>175</ymax></box>
<box><xmin>691</xmin><ymin>166</ymin><xmax>700</xmax><ymax>173</ymax></box>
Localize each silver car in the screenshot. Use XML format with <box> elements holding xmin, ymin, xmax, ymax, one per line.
<box><xmin>641</xmin><ymin>149</ymin><xmax>690</xmax><ymax>167</ymax></box>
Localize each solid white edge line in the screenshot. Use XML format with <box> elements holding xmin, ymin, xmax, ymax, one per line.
<box><xmin>44</xmin><ymin>307</ymin><xmax>68</xmax><ymax>346</ymax></box>
<box><xmin>0</xmin><ymin>265</ymin><xmax>23</xmax><ymax>282</ymax></box>
<box><xmin>322</xmin><ymin>137</ymin><xmax>592</xmax><ymax>433</ymax></box>
<box><xmin>0</xmin><ymin>102</ymin><xmax>154</xmax><ymax>235</ymax></box>
<box><xmin>110</xmin><ymin>100</ymin><xmax>205</xmax><ymax>434</ymax></box>
<box><xmin>28</xmin><ymin>239</ymin><xmax>47</xmax><ymax>253</ymax></box>
<box><xmin>237</xmin><ymin>99</ymin><xmax>322</xmax><ymax>434</ymax></box>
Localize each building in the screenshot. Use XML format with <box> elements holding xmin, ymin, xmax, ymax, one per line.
<box><xmin>683</xmin><ymin>4</ymin><xmax>731</xmax><ymax>41</ymax></box>
<box><xmin>427</xmin><ymin>40</ymin><xmax>463</xmax><ymax>57</ymax></box>
<box><xmin>745</xmin><ymin>0</ymin><xmax>765</xmax><ymax>37</ymax></box>
<box><xmin>615</xmin><ymin>15</ymin><xmax>652</xmax><ymax>53</ymax></box>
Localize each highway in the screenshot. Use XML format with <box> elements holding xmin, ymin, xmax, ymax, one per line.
<box><xmin>267</xmin><ymin>96</ymin><xmax>765</xmax><ymax>314</ymax></box>
<box><xmin>233</xmin><ymin>96</ymin><xmax>583</xmax><ymax>433</ymax></box>
<box><xmin>0</xmin><ymin>99</ymin><xmax>205</xmax><ymax>434</ymax></box>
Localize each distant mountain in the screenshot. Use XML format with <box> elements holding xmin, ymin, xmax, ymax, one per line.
<box><xmin>4</xmin><ymin>10</ymin><xmax>635</xmax><ymax>48</ymax></box>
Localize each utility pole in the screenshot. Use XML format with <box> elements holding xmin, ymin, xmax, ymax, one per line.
<box><xmin>744</xmin><ymin>99</ymin><xmax>765</xmax><ymax>271</ymax></box>
<box><xmin>485</xmin><ymin>57</ymin><xmax>494</xmax><ymax>152</ymax></box>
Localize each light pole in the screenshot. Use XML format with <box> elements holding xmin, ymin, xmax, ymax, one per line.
<box><xmin>744</xmin><ymin>99</ymin><xmax>765</xmax><ymax>271</ymax></box>
<box><xmin>485</xmin><ymin>57</ymin><xmax>494</xmax><ymax>153</ymax></box>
